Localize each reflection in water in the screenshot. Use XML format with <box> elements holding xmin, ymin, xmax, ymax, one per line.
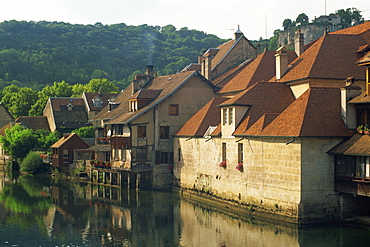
<box><xmin>1</xmin><ymin>168</ymin><xmax>370</xmax><ymax>246</ymax></box>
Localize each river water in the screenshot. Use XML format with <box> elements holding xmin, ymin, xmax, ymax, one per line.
<box><xmin>1</xmin><ymin>170</ymin><xmax>370</xmax><ymax>247</ymax></box>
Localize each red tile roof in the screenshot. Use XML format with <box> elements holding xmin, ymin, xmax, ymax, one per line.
<box><xmin>212</xmin><ymin>59</ymin><xmax>252</xmax><ymax>88</ymax></box>
<box><xmin>245</xmin><ymin>87</ymin><xmax>354</xmax><ymax>137</ymax></box>
<box><xmin>228</xmin><ymin>82</ymin><xmax>296</xmax><ymax>136</ymax></box>
<box><xmin>51</xmin><ymin>133</ymin><xmax>89</xmax><ymax>148</ymax></box>
<box><xmin>275</xmin><ymin>33</ymin><xmax>367</xmax><ymax>83</ymax></box>
<box><xmin>328</xmin><ymin>133</ymin><xmax>370</xmax><ymax>155</ymax></box>
<box><xmin>219</xmin><ymin>50</ymin><xmax>296</xmax><ymax>94</ymax></box>
<box><xmin>173</xmin><ymin>97</ymin><xmax>228</xmax><ymax>137</ymax></box>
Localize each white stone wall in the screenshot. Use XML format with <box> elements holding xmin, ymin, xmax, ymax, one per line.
<box><xmin>174</xmin><ymin>136</ymin><xmax>344</xmax><ymax>222</ymax></box>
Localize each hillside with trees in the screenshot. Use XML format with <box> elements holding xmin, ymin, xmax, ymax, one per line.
<box><xmin>0</xmin><ymin>21</ymin><xmax>227</xmax><ymax>90</ymax></box>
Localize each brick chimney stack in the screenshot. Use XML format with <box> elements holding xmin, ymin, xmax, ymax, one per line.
<box><xmin>234</xmin><ymin>25</ymin><xmax>243</xmax><ymax>41</ymax></box>
<box><xmin>146</xmin><ymin>65</ymin><xmax>155</xmax><ymax>77</ymax></box>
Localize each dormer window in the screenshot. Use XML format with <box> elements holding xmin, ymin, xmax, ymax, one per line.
<box><xmin>93</xmin><ymin>97</ymin><xmax>103</xmax><ymax>107</ymax></box>
<box><xmin>222</xmin><ymin>108</ymin><xmax>234</xmax><ymax>125</ymax></box>
<box><xmin>66</xmin><ymin>103</ymin><xmax>74</xmax><ymax>111</ymax></box>
<box><xmin>129</xmin><ymin>100</ymin><xmax>138</xmax><ymax>112</ymax></box>
<box><xmin>108</xmin><ymin>102</ymin><xmax>120</xmax><ymax>111</ymax></box>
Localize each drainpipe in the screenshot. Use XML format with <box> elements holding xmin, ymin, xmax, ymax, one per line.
<box><xmin>152</xmin><ymin>105</ymin><xmax>159</xmax><ymax>189</ymax></box>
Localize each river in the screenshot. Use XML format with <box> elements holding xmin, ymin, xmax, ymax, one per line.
<box><xmin>1</xmin><ymin>170</ymin><xmax>370</xmax><ymax>247</ymax></box>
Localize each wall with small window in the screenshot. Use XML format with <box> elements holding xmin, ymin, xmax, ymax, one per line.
<box><xmin>335</xmin><ymin>155</ymin><xmax>370</xmax><ymax>179</ymax></box>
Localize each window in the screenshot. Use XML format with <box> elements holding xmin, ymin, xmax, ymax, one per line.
<box><xmin>156</xmin><ymin>151</ymin><xmax>174</xmax><ymax>164</ymax></box>
<box><xmin>178</xmin><ymin>148</ymin><xmax>181</xmax><ymax>162</ymax></box>
<box><xmin>120</xmin><ymin>149</ymin><xmax>126</xmax><ymax>161</ymax></box>
<box><xmin>160</xmin><ymin>126</ymin><xmax>170</xmax><ymax>139</ymax></box>
<box><xmin>221</xmin><ymin>143</ymin><xmax>226</xmax><ymax>162</ymax></box>
<box><xmin>93</xmin><ymin>97</ymin><xmax>102</xmax><ymax>107</ymax></box>
<box><xmin>169</xmin><ymin>104</ymin><xmax>179</xmax><ymax>115</ymax></box>
<box><xmin>136</xmin><ymin>148</ymin><xmax>147</xmax><ymax>161</ymax></box>
<box><xmin>137</xmin><ymin>126</ymin><xmax>146</xmax><ymax>139</ymax></box>
<box><xmin>114</xmin><ymin>148</ymin><xmax>119</xmax><ymax>161</ymax></box>
<box><xmin>63</xmin><ymin>149</ymin><xmax>69</xmax><ymax>162</ymax></box>
<box><xmin>66</xmin><ymin>103</ymin><xmax>74</xmax><ymax>111</ymax></box>
<box><xmin>223</xmin><ymin>109</ymin><xmax>228</xmax><ymax>125</ymax></box>
<box><xmin>238</xmin><ymin>143</ymin><xmax>243</xmax><ymax>164</ymax></box>
<box><xmin>229</xmin><ymin>108</ymin><xmax>233</xmax><ymax>124</ymax></box>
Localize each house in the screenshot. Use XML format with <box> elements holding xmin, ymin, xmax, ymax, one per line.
<box><xmin>51</xmin><ymin>133</ymin><xmax>90</xmax><ymax>172</ymax></box>
<box><xmin>14</xmin><ymin>116</ymin><xmax>50</xmax><ymax>131</ymax></box>
<box><xmin>173</xmin><ymin>22</ymin><xmax>370</xmax><ymax>224</ymax></box>
<box><xmin>90</xmin><ymin>65</ymin><xmax>219</xmax><ymax>188</ymax></box>
<box><xmin>82</xmin><ymin>92</ymin><xmax>119</xmax><ymax>120</ymax></box>
<box><xmin>182</xmin><ymin>28</ymin><xmax>257</xmax><ymax>83</ymax></box>
<box><xmin>43</xmin><ymin>97</ymin><xmax>90</xmax><ymax>132</ymax></box>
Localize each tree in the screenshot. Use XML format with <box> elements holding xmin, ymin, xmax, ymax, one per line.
<box><xmin>1</xmin><ymin>86</ymin><xmax>38</xmax><ymax>118</ymax></box>
<box><xmin>20</xmin><ymin>151</ymin><xmax>49</xmax><ymax>174</ymax></box>
<box><xmin>296</xmin><ymin>13</ymin><xmax>309</xmax><ymax>26</ymax></box>
<box><xmin>0</xmin><ymin>125</ymin><xmax>38</xmax><ymax>161</ymax></box>
<box><xmin>335</xmin><ymin>8</ymin><xmax>363</xmax><ymax>28</ymax></box>
<box><xmin>85</xmin><ymin>78</ymin><xmax>119</xmax><ymax>93</ymax></box>
<box><xmin>282</xmin><ymin>19</ymin><xmax>295</xmax><ymax>30</ymax></box>
<box><xmin>72</xmin><ymin>126</ymin><xmax>94</xmax><ymax>138</ymax></box>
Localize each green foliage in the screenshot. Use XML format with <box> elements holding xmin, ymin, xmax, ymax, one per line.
<box><xmin>0</xmin><ymin>175</ymin><xmax>51</xmax><ymax>213</ymax></box>
<box><xmin>0</xmin><ymin>20</ymin><xmax>227</xmax><ymax>87</ymax></box>
<box><xmin>0</xmin><ymin>125</ymin><xmax>38</xmax><ymax>161</ymax></box>
<box><xmin>72</xmin><ymin>126</ymin><xmax>94</xmax><ymax>138</ymax></box>
<box><xmin>0</xmin><ymin>125</ymin><xmax>59</xmax><ymax>161</ymax></box>
<box><xmin>20</xmin><ymin>151</ymin><xmax>48</xmax><ymax>174</ymax></box>
<box><xmin>296</xmin><ymin>13</ymin><xmax>309</xmax><ymax>26</ymax></box>
<box><xmin>0</xmin><ymin>85</ymin><xmax>38</xmax><ymax>117</ymax></box>
<box><xmin>85</xmin><ymin>78</ymin><xmax>119</xmax><ymax>93</ymax></box>
<box><xmin>333</xmin><ymin>8</ymin><xmax>364</xmax><ymax>28</ymax></box>
<box><xmin>282</xmin><ymin>19</ymin><xmax>296</xmax><ymax>30</ymax></box>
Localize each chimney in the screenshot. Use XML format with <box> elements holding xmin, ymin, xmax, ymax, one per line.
<box><xmin>146</xmin><ymin>65</ymin><xmax>154</xmax><ymax>77</ymax></box>
<box><xmin>341</xmin><ymin>77</ymin><xmax>361</xmax><ymax>129</ymax></box>
<box><xmin>200</xmin><ymin>48</ymin><xmax>219</xmax><ymax>81</ymax></box>
<box><xmin>294</xmin><ymin>30</ymin><xmax>304</xmax><ymax>56</ymax></box>
<box><xmin>234</xmin><ymin>25</ymin><xmax>243</xmax><ymax>41</ymax></box>
<box><xmin>275</xmin><ymin>47</ymin><xmax>288</xmax><ymax>81</ymax></box>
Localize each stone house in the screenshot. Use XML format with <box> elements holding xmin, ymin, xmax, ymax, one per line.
<box><xmin>43</xmin><ymin>97</ymin><xmax>90</xmax><ymax>132</ymax></box>
<box><xmin>182</xmin><ymin>29</ymin><xmax>258</xmax><ymax>83</ymax></box>
<box><xmin>173</xmin><ymin>22</ymin><xmax>370</xmax><ymax>224</ymax></box>
<box><xmin>51</xmin><ymin>133</ymin><xmax>90</xmax><ymax>172</ymax></box>
<box><xmin>90</xmin><ymin>65</ymin><xmax>219</xmax><ymax>189</ymax></box>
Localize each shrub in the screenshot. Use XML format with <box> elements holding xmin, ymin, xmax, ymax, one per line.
<box><xmin>20</xmin><ymin>152</ymin><xmax>49</xmax><ymax>174</ymax></box>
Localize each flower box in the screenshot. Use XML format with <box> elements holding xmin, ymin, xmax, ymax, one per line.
<box><xmin>219</xmin><ymin>161</ymin><xmax>227</xmax><ymax>168</ymax></box>
<box><xmin>236</xmin><ymin>163</ymin><xmax>243</xmax><ymax>172</ymax></box>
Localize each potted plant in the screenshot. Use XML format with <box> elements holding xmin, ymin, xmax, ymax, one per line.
<box><xmin>357</xmin><ymin>125</ymin><xmax>364</xmax><ymax>134</ymax></box>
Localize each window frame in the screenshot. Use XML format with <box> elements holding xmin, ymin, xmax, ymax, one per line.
<box><xmin>160</xmin><ymin>126</ymin><xmax>170</xmax><ymax>139</ymax></box>
<box><xmin>137</xmin><ymin>126</ymin><xmax>146</xmax><ymax>139</ymax></box>
<box><xmin>169</xmin><ymin>104</ymin><xmax>179</xmax><ymax>115</ymax></box>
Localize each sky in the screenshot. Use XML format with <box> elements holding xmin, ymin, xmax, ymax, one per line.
<box><xmin>0</xmin><ymin>0</ymin><xmax>369</xmax><ymax>40</ymax></box>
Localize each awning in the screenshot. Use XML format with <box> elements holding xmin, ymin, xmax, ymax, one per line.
<box><xmin>86</xmin><ymin>145</ymin><xmax>111</xmax><ymax>152</ymax></box>
<box><xmin>328</xmin><ymin>133</ymin><xmax>370</xmax><ymax>156</ymax></box>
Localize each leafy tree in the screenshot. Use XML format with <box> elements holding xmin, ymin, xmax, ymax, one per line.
<box><xmin>296</xmin><ymin>13</ymin><xmax>309</xmax><ymax>26</ymax></box>
<box><xmin>33</xmin><ymin>129</ymin><xmax>61</xmax><ymax>151</ymax></box>
<box><xmin>20</xmin><ymin>151</ymin><xmax>49</xmax><ymax>174</ymax></box>
<box><xmin>282</xmin><ymin>19</ymin><xmax>295</xmax><ymax>30</ymax></box>
<box><xmin>268</xmin><ymin>30</ymin><xmax>280</xmax><ymax>51</ymax></box>
<box><xmin>85</xmin><ymin>78</ymin><xmax>119</xmax><ymax>93</ymax></box>
<box><xmin>28</xmin><ymin>81</ymin><xmax>73</xmax><ymax>116</ymax></box>
<box><xmin>0</xmin><ymin>125</ymin><xmax>38</xmax><ymax>161</ymax></box>
<box><xmin>334</xmin><ymin>8</ymin><xmax>363</xmax><ymax>27</ymax></box>
<box><xmin>72</xmin><ymin>126</ymin><xmax>94</xmax><ymax>138</ymax></box>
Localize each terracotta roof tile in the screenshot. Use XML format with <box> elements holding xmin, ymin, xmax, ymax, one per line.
<box><xmin>49</xmin><ymin>97</ymin><xmax>86</xmax><ymax>111</ymax></box>
<box><xmin>211</xmin><ymin>40</ymin><xmax>234</xmax><ymax>69</ymax></box>
<box><xmin>220</xmin><ymin>50</ymin><xmax>296</xmax><ymax>93</ymax></box>
<box><xmin>328</xmin><ymin>133</ymin><xmax>370</xmax><ymax>156</ymax></box>
<box><xmin>248</xmin><ymin>87</ymin><xmax>354</xmax><ymax>137</ymax></box>
<box><xmin>349</xmin><ymin>91</ymin><xmax>370</xmax><ymax>104</ymax></box>
<box><xmin>331</xmin><ymin>21</ymin><xmax>370</xmax><ymax>35</ymax></box>
<box><xmin>357</xmin><ymin>51</ymin><xmax>370</xmax><ymax>65</ymax></box>
<box><xmin>174</xmin><ymin>97</ymin><xmax>228</xmax><ymax>137</ymax></box>
<box><xmin>212</xmin><ymin>59</ymin><xmax>252</xmax><ymax>88</ymax></box>
<box><xmin>226</xmin><ymin>82</ymin><xmax>295</xmax><ymax>135</ymax></box>
<box><xmin>51</xmin><ymin>133</ymin><xmax>89</xmax><ymax>148</ymax></box>
<box><xmin>276</xmin><ymin>33</ymin><xmax>367</xmax><ymax>83</ymax></box>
